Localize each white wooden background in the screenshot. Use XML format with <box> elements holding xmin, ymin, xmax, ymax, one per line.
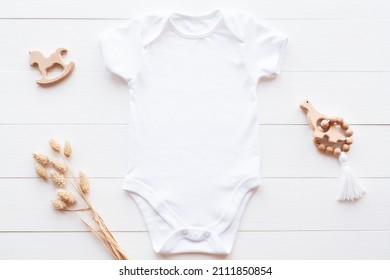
<box><xmin>0</xmin><ymin>0</ymin><xmax>389</xmax><ymax>260</ymax></box>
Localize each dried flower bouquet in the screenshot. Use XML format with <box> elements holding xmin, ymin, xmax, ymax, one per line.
<box><xmin>33</xmin><ymin>138</ymin><xmax>128</xmax><ymax>260</ymax></box>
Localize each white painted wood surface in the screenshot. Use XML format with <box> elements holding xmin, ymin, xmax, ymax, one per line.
<box><xmin>0</xmin><ymin>0</ymin><xmax>389</xmax><ymax>260</ymax></box>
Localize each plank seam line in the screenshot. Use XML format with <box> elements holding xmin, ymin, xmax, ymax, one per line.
<box><xmin>2</xmin><ymin>176</ymin><xmax>390</xmax><ymax>179</ymax></box>
<box><xmin>1</xmin><ymin>70</ymin><xmax>390</xmax><ymax>74</ymax></box>
<box><xmin>1</xmin><ymin>18</ymin><xmax>390</xmax><ymax>21</ymax></box>
<box><xmin>1</xmin><ymin>124</ymin><xmax>390</xmax><ymax>126</ymax></box>
<box><xmin>1</xmin><ymin>230</ymin><xmax>389</xmax><ymax>233</ymax></box>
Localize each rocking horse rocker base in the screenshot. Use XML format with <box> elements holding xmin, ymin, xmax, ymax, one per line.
<box><xmin>36</xmin><ymin>62</ymin><xmax>75</xmax><ymax>85</ymax></box>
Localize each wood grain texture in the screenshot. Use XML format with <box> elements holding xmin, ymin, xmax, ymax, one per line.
<box><xmin>0</xmin><ymin>72</ymin><xmax>390</xmax><ymax>125</ymax></box>
<box><xmin>0</xmin><ymin>20</ymin><xmax>389</xmax><ymax>72</ymax></box>
<box><xmin>1</xmin><ymin>231</ymin><xmax>389</xmax><ymax>260</ymax></box>
<box><xmin>1</xmin><ymin>0</ymin><xmax>389</xmax><ymax>19</ymax></box>
<box><xmin>0</xmin><ymin>178</ymin><xmax>389</xmax><ymax>232</ymax></box>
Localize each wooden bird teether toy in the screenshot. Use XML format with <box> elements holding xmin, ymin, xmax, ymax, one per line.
<box><xmin>300</xmin><ymin>100</ymin><xmax>365</xmax><ymax>201</ymax></box>
<box><xmin>300</xmin><ymin>99</ymin><xmax>353</xmax><ymax>156</ymax></box>
<box><xmin>29</xmin><ymin>48</ymin><xmax>74</xmax><ymax>86</ymax></box>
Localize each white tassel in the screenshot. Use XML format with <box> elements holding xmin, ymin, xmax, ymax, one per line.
<box><xmin>337</xmin><ymin>152</ymin><xmax>366</xmax><ymax>201</ymax></box>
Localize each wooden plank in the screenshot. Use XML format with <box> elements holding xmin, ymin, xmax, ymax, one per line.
<box><xmin>258</xmin><ymin>72</ymin><xmax>390</xmax><ymax>125</ymax></box>
<box><xmin>0</xmin><ymin>20</ymin><xmax>389</xmax><ymax>71</ymax></box>
<box><xmin>0</xmin><ymin>72</ymin><xmax>129</xmax><ymax>125</ymax></box>
<box><xmin>1</xmin><ymin>0</ymin><xmax>389</xmax><ymax>19</ymax></box>
<box><xmin>1</xmin><ymin>231</ymin><xmax>388</xmax><ymax>259</ymax></box>
<box><xmin>0</xmin><ymin>125</ymin><xmax>388</xmax><ymax>178</ymax></box>
<box><xmin>0</xmin><ymin>178</ymin><xmax>389</xmax><ymax>232</ymax></box>
<box><xmin>1</xmin><ymin>72</ymin><xmax>389</xmax><ymax>125</ymax></box>
<box><xmin>259</xmin><ymin>125</ymin><xmax>388</xmax><ymax>178</ymax></box>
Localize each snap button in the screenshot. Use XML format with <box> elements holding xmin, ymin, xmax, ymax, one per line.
<box><xmin>181</xmin><ymin>228</ymin><xmax>212</xmax><ymax>241</ymax></box>
<box><xmin>190</xmin><ymin>230</ymin><xmax>201</xmax><ymax>238</ymax></box>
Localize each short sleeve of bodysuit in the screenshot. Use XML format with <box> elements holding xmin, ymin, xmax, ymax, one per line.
<box><xmin>98</xmin><ymin>20</ymin><xmax>143</xmax><ymax>82</ymax></box>
<box><xmin>243</xmin><ymin>17</ymin><xmax>288</xmax><ymax>81</ymax></box>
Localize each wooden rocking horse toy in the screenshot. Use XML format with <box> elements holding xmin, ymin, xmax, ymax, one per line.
<box><xmin>29</xmin><ymin>48</ymin><xmax>74</xmax><ymax>86</ymax></box>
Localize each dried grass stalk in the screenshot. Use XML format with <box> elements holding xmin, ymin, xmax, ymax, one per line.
<box><xmin>50</xmin><ymin>170</ymin><xmax>66</xmax><ymax>187</ymax></box>
<box><xmin>50</xmin><ymin>160</ymin><xmax>67</xmax><ymax>174</ymax></box>
<box><xmin>51</xmin><ymin>199</ymin><xmax>67</xmax><ymax>210</ymax></box>
<box><xmin>79</xmin><ymin>171</ymin><xmax>90</xmax><ymax>194</ymax></box>
<box><xmin>64</xmin><ymin>140</ymin><xmax>72</xmax><ymax>157</ymax></box>
<box><xmin>49</xmin><ymin>138</ymin><xmax>61</xmax><ymax>153</ymax></box>
<box><xmin>33</xmin><ymin>153</ymin><xmax>49</xmax><ymax>166</ymax></box>
<box><xmin>56</xmin><ymin>189</ymin><xmax>76</xmax><ymax>204</ymax></box>
<box><xmin>34</xmin><ymin>139</ymin><xmax>128</xmax><ymax>260</ymax></box>
<box><xmin>35</xmin><ymin>164</ymin><xmax>49</xmax><ymax>180</ymax></box>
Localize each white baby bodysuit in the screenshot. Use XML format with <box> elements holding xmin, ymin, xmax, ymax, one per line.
<box><xmin>99</xmin><ymin>10</ymin><xmax>288</xmax><ymax>254</ymax></box>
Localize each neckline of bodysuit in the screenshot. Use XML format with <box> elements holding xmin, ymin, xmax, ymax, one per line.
<box><xmin>168</xmin><ymin>10</ymin><xmax>224</xmax><ymax>39</ymax></box>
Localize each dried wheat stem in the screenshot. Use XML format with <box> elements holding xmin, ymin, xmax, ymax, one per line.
<box><xmin>51</xmin><ymin>199</ymin><xmax>67</xmax><ymax>210</ymax></box>
<box><xmin>63</xmin><ymin>175</ymin><xmax>125</xmax><ymax>259</ymax></box>
<box><xmin>88</xmin><ymin>205</ymin><xmax>128</xmax><ymax>260</ymax></box>
<box><xmin>64</xmin><ymin>140</ymin><xmax>72</xmax><ymax>157</ymax></box>
<box><xmin>65</xmin><ymin>176</ymin><xmax>86</xmax><ymax>200</ymax></box>
<box><xmin>80</xmin><ymin>219</ymin><xmax>119</xmax><ymax>260</ymax></box>
<box><xmin>49</xmin><ymin>138</ymin><xmax>61</xmax><ymax>153</ymax></box>
<box><xmin>56</xmin><ymin>189</ymin><xmax>76</xmax><ymax>204</ymax></box>
<box><xmin>62</xmin><ymin>158</ymin><xmax>82</xmax><ymax>193</ymax></box>
<box><xmin>50</xmin><ymin>160</ymin><xmax>67</xmax><ymax>174</ymax></box>
<box><xmin>85</xmin><ymin>210</ymin><xmax>126</xmax><ymax>259</ymax></box>
<box><xmin>40</xmin><ymin>143</ymin><xmax>128</xmax><ymax>260</ymax></box>
<box><xmin>35</xmin><ymin>164</ymin><xmax>49</xmax><ymax>180</ymax></box>
<box><xmin>33</xmin><ymin>153</ymin><xmax>49</xmax><ymax>166</ymax></box>
<box><xmin>63</xmin><ymin>207</ymin><xmax>91</xmax><ymax>212</ymax></box>
<box><xmin>68</xmin><ymin>173</ymin><xmax>126</xmax><ymax>259</ymax></box>
<box><xmin>79</xmin><ymin>171</ymin><xmax>89</xmax><ymax>194</ymax></box>
<box><xmin>48</xmin><ymin>148</ymin><xmax>128</xmax><ymax>259</ymax></box>
<box><xmin>50</xmin><ymin>170</ymin><xmax>66</xmax><ymax>187</ymax></box>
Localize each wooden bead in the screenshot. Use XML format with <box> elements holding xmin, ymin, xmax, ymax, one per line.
<box><xmin>336</xmin><ymin>117</ymin><xmax>344</xmax><ymax>124</ymax></box>
<box><xmin>333</xmin><ymin>147</ymin><xmax>342</xmax><ymax>156</ymax></box>
<box><xmin>341</xmin><ymin>122</ymin><xmax>349</xmax><ymax>130</ymax></box>
<box><xmin>320</xmin><ymin>119</ymin><xmax>330</xmax><ymax>129</ymax></box>
<box><xmin>345</xmin><ymin>137</ymin><xmax>353</xmax><ymax>145</ymax></box>
<box><xmin>342</xmin><ymin>144</ymin><xmax>350</xmax><ymax>152</ymax></box>
<box><xmin>325</xmin><ymin>146</ymin><xmax>334</xmax><ymax>154</ymax></box>
<box><xmin>317</xmin><ymin>143</ymin><xmax>326</xmax><ymax>152</ymax></box>
<box><xmin>313</xmin><ymin>138</ymin><xmax>321</xmax><ymax>144</ymax></box>
<box><xmin>345</xmin><ymin>129</ymin><xmax>353</xmax><ymax>137</ymax></box>
<box><xmin>300</xmin><ymin>101</ymin><xmax>354</xmax><ymax>156</ymax></box>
